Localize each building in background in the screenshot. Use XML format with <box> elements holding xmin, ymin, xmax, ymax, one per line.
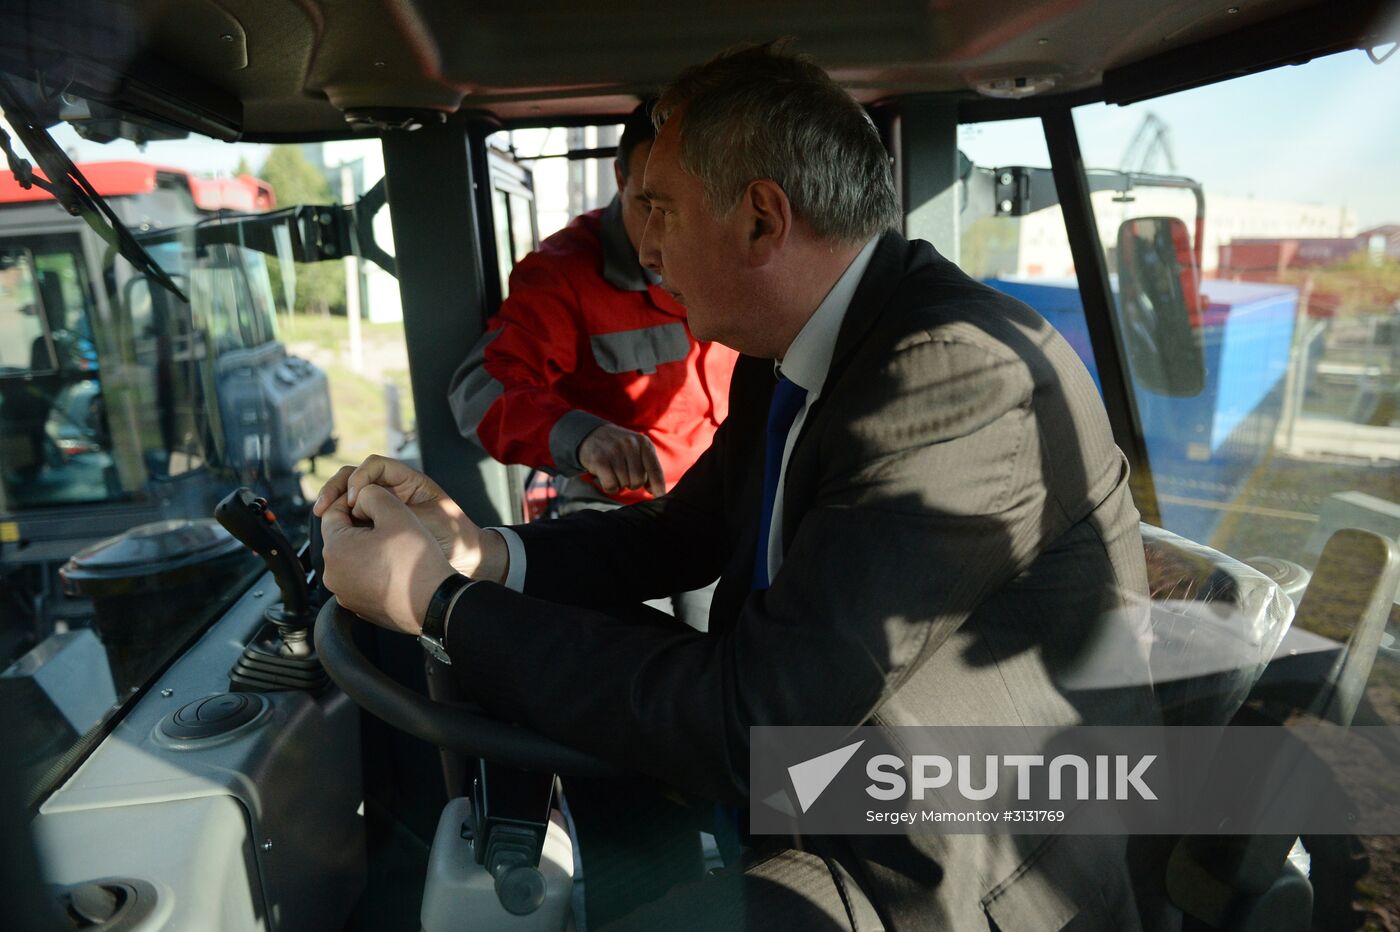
<box><xmin>965</xmin><ymin>186</ymin><xmax>1358</xmax><ymax>282</ymax></box>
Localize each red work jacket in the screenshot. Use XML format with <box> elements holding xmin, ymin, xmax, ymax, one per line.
<box><xmin>448</xmin><ymin>200</ymin><xmax>737</xmax><ymax>505</ymax></box>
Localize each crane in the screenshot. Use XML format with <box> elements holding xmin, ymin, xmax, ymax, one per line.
<box><xmin>1120</xmin><ymin>112</ymin><xmax>1177</xmax><ymax>174</ymax></box>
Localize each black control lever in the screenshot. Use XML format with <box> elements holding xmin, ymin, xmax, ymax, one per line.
<box><xmin>216</xmin><ymin>487</ymin><xmax>327</xmax><ymax>693</ymax></box>
<box><xmin>472</xmin><ymin>761</ymin><xmax>553</xmax><ymax>916</ymax></box>
<box><xmin>216</xmin><ymin>488</ymin><xmax>310</xmax><ymax>625</ymax></box>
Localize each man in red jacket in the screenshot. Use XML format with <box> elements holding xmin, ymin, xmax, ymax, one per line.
<box><xmin>448</xmin><ymin>102</ymin><xmax>736</xmax><ymax>514</ymax></box>
<box><xmin>446</xmin><ymin>99</ymin><xmax>735</xmax><ymax>922</ymax></box>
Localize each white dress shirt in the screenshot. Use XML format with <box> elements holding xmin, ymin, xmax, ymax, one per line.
<box><xmin>492</xmin><ymin>234</ymin><xmax>880</xmax><ymax>594</ymax></box>
<box><xmin>760</xmin><ymin>235</ymin><xmax>879</xmax><ymax>583</ymax></box>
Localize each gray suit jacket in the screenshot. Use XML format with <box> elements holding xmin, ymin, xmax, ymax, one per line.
<box><xmin>447</xmin><ymin>231</ymin><xmax>1165</xmax><ymax>930</ymax></box>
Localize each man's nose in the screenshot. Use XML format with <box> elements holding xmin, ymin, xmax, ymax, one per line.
<box><xmin>638</xmin><ymin>214</ymin><xmax>662</xmax><ymax>274</ymax></box>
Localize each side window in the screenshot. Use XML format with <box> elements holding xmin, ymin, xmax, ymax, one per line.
<box><xmin>192</xmin><ymin>253</ymin><xmax>240</xmax><ymax>353</ymax></box>
<box><xmin>33</xmin><ymin>250</ymin><xmax>97</xmax><ymax>374</ymax></box>
<box><xmin>229</xmin><ymin>253</ymin><xmax>262</xmax><ymax>348</ymax></box>
<box><xmin>484</xmin><ymin>142</ymin><xmax>542</xmax><ymax>303</ymax></box>
<box><xmin>0</xmin><ymin>241</ymin><xmax>115</xmax><ymax>511</ymax></box>
<box><xmin>240</xmin><ymin>249</ymin><xmax>280</xmax><ymax>345</ymax></box>
<box><xmin>508</xmin><ymin>191</ymin><xmax>537</xmax><ymax>267</ymax></box>
<box><xmin>1073</xmin><ymin>53</ymin><xmax>1400</xmax><ymax>929</ymax></box>
<box><xmin>0</xmin><ymin>249</ymin><xmax>47</xmax><ymax>371</ymax></box>
<box><xmin>1072</xmin><ymin>51</ymin><xmax>1400</xmax><ymax>568</ymax></box>
<box><xmin>492</xmin><ymin>187</ymin><xmax>514</xmax><ymax>297</ymax></box>
<box><xmin>1</xmin><ymin>132</ymin><xmax>428</xmax><ymax>809</ymax></box>
<box><xmin>958</xmin><ymin>119</ymin><xmax>1100</xmax><ymax>387</ymax></box>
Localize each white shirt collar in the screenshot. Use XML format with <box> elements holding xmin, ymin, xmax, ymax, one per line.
<box><xmin>777</xmin><ymin>235</ymin><xmax>880</xmax><ymax>395</ymax></box>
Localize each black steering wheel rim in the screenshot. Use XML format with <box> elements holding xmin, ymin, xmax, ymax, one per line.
<box><xmin>315</xmin><ymin>596</ymin><xmax>618</xmax><ymax>776</ymax></box>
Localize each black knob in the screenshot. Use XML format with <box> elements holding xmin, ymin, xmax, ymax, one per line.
<box><xmin>493</xmin><ymin>864</ymin><xmax>546</xmax><ymax>916</ymax></box>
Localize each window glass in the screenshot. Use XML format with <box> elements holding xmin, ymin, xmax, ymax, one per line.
<box><xmin>1073</xmin><ymin>50</ymin><xmax>1400</xmax><ymax>565</ymax></box>
<box><xmin>1</xmin><ymin>131</ymin><xmax>414</xmax><ymax>806</ymax></box>
<box><xmin>0</xmin><ymin>249</ymin><xmax>45</xmax><ymax>369</ymax></box>
<box><xmin>0</xmin><ymin>237</ymin><xmax>112</xmax><ymax>509</ymax></box>
<box><xmin>492</xmin><ymin>187</ymin><xmax>514</xmax><ymax>296</ymax></box>
<box><xmin>958</xmin><ymin>119</ymin><xmax>1099</xmax><ymax>386</ymax></box>
<box><xmin>1075</xmin><ymin>52</ymin><xmax>1400</xmax><ymax>926</ymax></box>
<box><xmin>481</xmin><ymin>134</ymin><xmax>547</xmax><ymax>303</ymax></box>
<box><xmin>243</xmin><ymin>250</ymin><xmax>280</xmax><ymax>344</ymax></box>
<box><xmin>191</xmin><ymin>244</ymin><xmax>252</xmax><ymax>352</ymax></box>
<box><xmin>508</xmin><ymin>191</ymin><xmax>536</xmax><ymax>267</ymax></box>
<box><xmin>493</xmin><ymin>126</ymin><xmax>614</xmax><ymax>241</ymax></box>
<box><xmin>36</xmin><ymin>251</ymin><xmax>99</xmax><ymax>379</ymax></box>
<box><xmin>34</xmin><ymin>251</ymin><xmax>95</xmax><ymax>337</ymax></box>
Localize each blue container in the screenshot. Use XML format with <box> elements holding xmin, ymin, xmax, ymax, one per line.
<box><xmin>985</xmin><ymin>276</ymin><xmax>1299</xmax><ymax>544</ymax></box>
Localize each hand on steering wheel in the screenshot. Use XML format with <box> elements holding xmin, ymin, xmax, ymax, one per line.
<box><xmin>313</xmin><ymin>454</ymin><xmax>506</xmax><ymax>583</ymax></box>
<box><xmin>319</xmin><ymin>483</ymin><xmax>453</xmax><ymax>636</ymax></box>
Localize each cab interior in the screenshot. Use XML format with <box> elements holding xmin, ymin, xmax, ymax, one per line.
<box><xmin>2</xmin><ymin>0</ymin><xmax>1399</xmax><ymax>930</ymax></box>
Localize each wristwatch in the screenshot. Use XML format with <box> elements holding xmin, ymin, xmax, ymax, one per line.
<box><xmin>420</xmin><ymin>573</ymin><xmax>472</xmax><ymax>665</ymax></box>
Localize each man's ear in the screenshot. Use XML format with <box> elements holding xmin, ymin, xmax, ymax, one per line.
<box><xmin>743</xmin><ymin>179</ymin><xmax>792</xmax><ymax>266</ymax></box>
<box><xmin>613</xmin><ymin>159</ymin><xmax>626</xmax><ymax>195</ymax></box>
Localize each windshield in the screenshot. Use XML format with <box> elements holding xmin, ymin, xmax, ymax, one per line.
<box><xmin>963</xmin><ymin>48</ymin><xmax>1400</xmax><ymax>926</ymax></box>
<box><xmin>0</xmin><ymin>125</ymin><xmax>413</xmax><ymax>806</ymax></box>
<box><xmin>1071</xmin><ymin>52</ymin><xmax>1400</xmax><ymax>576</ymax></box>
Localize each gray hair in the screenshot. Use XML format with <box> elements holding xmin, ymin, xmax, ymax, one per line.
<box><xmin>655</xmin><ymin>43</ymin><xmax>901</xmax><ymax>245</ymax></box>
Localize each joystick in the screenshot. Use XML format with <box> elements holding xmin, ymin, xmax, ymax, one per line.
<box><xmin>216</xmin><ymin>488</ymin><xmax>328</xmax><ymax>692</ymax></box>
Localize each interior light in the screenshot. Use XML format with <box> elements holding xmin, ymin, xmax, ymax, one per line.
<box><xmin>973</xmin><ymin>74</ymin><xmax>1061</xmax><ymax>99</ymax></box>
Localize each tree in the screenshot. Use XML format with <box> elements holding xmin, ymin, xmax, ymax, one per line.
<box><xmin>258</xmin><ymin>147</ymin><xmax>346</xmax><ymax>316</ymax></box>
<box><xmin>233</xmin><ymin>155</ymin><xmax>253</xmax><ymax>179</ymax></box>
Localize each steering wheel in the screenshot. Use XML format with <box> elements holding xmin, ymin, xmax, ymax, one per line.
<box><xmin>314</xmin><ymin>596</ymin><xmax>618</xmax><ymax>777</ymax></box>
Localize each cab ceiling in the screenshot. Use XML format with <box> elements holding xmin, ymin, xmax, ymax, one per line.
<box><xmin>1</xmin><ymin>0</ymin><xmax>1394</xmax><ymax>140</ymax></box>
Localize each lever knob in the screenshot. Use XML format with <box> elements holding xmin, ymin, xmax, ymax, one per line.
<box><xmin>493</xmin><ymin>864</ymin><xmax>546</xmax><ymax>916</ymax></box>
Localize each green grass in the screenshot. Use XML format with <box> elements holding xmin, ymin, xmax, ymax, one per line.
<box><xmin>279</xmin><ymin>311</ymin><xmax>411</xmax><ymax>355</ymax></box>
<box><xmin>278</xmin><ymin>312</ymin><xmax>416</xmax><ymax>499</ymax></box>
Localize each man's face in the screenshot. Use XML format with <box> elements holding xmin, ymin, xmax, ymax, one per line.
<box><xmin>637</xmin><ymin>117</ymin><xmax>748</xmax><ymax>345</ymax></box>
<box><xmin>616</xmin><ymin>141</ymin><xmax>653</xmax><ymax>253</ymax></box>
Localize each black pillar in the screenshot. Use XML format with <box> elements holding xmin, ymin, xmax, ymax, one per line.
<box><xmin>381</xmin><ymin>123</ymin><xmax>512</xmax><ymax>524</ymax></box>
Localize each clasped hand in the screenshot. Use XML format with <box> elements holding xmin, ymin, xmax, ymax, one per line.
<box><xmin>313</xmin><ymin>455</ymin><xmax>503</xmax><ymax>636</ymax></box>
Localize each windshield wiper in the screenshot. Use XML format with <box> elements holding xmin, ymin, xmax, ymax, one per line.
<box><xmin>0</xmin><ymin>77</ymin><xmax>188</xmax><ymax>303</ymax></box>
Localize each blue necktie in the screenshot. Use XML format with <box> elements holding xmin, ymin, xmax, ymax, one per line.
<box><xmin>753</xmin><ymin>375</ymin><xmax>808</xmax><ymax>590</ymax></box>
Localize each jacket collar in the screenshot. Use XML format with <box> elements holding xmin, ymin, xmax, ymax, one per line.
<box><xmin>775</xmin><ymin>230</ymin><xmax>920</xmax><ymax>549</ymax></box>
<box><xmin>599</xmin><ymin>195</ymin><xmax>659</xmax><ymax>293</ymax></box>
<box><xmin>823</xmin><ymin>229</ymin><xmax>917</xmax><ymax>386</ymax></box>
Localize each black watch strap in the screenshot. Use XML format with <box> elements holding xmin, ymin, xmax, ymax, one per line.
<box><xmin>422</xmin><ymin>572</ymin><xmax>471</xmax><ymax>646</ymax></box>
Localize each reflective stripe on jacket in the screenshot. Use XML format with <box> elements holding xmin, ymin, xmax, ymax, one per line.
<box><xmin>448</xmin><ymin>199</ymin><xmax>737</xmax><ymax>505</ymax></box>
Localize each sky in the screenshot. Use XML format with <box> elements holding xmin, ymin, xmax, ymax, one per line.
<box><xmin>14</xmin><ymin>47</ymin><xmax>1400</xmax><ymax>232</ymax></box>
<box><xmin>959</xmin><ymin>48</ymin><xmax>1400</xmax><ymax>231</ymax></box>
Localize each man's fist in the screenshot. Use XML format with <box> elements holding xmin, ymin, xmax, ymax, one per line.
<box><xmin>577</xmin><ymin>423</ymin><xmax>666</xmax><ymax>498</ymax></box>
<box><xmin>313</xmin><ymin>454</ymin><xmax>508</xmax><ymax>583</ymax></box>
<box><xmin>320</xmin><ymin>484</ymin><xmax>454</xmax><ymax>636</ymax></box>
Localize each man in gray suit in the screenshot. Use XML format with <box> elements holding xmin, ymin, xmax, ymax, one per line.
<box><xmin>319</xmin><ymin>44</ymin><xmax>1162</xmax><ymax>931</ymax></box>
